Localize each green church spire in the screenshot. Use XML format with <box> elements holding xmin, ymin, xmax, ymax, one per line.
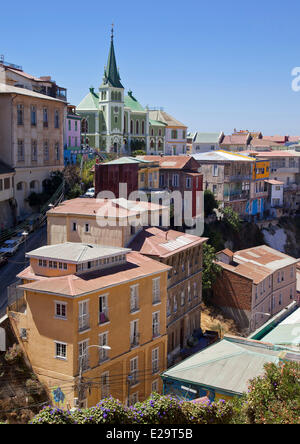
<box><xmin>103</xmin><ymin>25</ymin><xmax>124</xmax><ymax>89</ymax></box>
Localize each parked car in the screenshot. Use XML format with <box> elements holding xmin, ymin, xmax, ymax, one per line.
<box><xmin>0</xmin><ymin>238</ymin><xmax>22</xmax><ymax>256</ymax></box>
<box><xmin>84</xmin><ymin>187</ymin><xmax>95</xmax><ymax>198</ymax></box>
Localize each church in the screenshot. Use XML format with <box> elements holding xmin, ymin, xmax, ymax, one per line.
<box><xmin>76</xmin><ymin>28</ymin><xmax>166</xmax><ymax>155</ymax></box>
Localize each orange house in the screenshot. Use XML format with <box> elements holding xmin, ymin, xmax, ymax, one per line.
<box><xmin>7</xmin><ymin>242</ymin><xmax>170</xmax><ymax>409</ymax></box>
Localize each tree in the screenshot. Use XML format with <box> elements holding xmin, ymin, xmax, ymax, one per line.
<box><xmin>202</xmin><ymin>243</ymin><xmax>221</xmax><ymax>303</ymax></box>
<box><xmin>243</xmin><ymin>361</ymin><xmax>300</xmax><ymax>424</ymax></box>
<box><xmin>220</xmin><ymin>206</ymin><xmax>241</xmax><ymax>232</ymax></box>
<box><xmin>204</xmin><ymin>190</ymin><xmax>218</xmax><ymax>217</ymax></box>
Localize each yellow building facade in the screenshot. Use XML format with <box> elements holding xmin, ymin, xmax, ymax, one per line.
<box><xmin>8</xmin><ymin>243</ymin><xmax>170</xmax><ymax>409</ymax></box>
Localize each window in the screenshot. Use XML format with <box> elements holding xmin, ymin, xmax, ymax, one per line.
<box><xmin>129</xmin><ymin>357</ymin><xmax>139</xmax><ymax>386</ymax></box>
<box><xmin>279</xmin><ymin>294</ymin><xmax>282</xmax><ymax>306</ymax></box>
<box><xmin>55</xmin><ymin>342</ymin><xmax>67</xmax><ymax>360</ymax></box>
<box><xmin>54</xmin><ymin>110</ymin><xmax>60</xmax><ymax>128</ymax></box>
<box><xmin>152</xmin><ymin>380</ymin><xmax>159</xmax><ymax>393</ymax></box>
<box><xmin>43</xmin><ymin>108</ymin><xmax>48</xmax><ymax>127</ymax></box>
<box><xmin>30</xmin><ymin>105</ymin><xmax>37</xmax><ymax>126</ymax></box>
<box><xmin>130</xmin><ymin>320</ymin><xmax>139</xmax><ymax>347</ymax></box>
<box><xmin>17</xmin><ymin>139</ymin><xmax>24</xmax><ymax>161</ymax></box>
<box><xmin>152</xmin><ymin>278</ymin><xmax>160</xmax><ymax>304</ymax></box>
<box><xmin>17</xmin><ymin>104</ymin><xmax>24</xmax><ymax>125</ymax></box>
<box><xmin>78</xmin><ymin>340</ymin><xmax>89</xmax><ymax>371</ymax></box>
<box><xmin>68</xmin><ymin>120</ymin><xmax>71</xmax><ymax>131</ymax></box>
<box><xmin>99</xmin><ymin>332</ymin><xmax>109</xmax><ymax>362</ymax></box>
<box><xmin>152</xmin><ymin>348</ymin><xmax>159</xmax><ymax>374</ymax></box>
<box><xmin>85</xmin><ymin>223</ymin><xmax>90</xmax><ymax>233</ymax></box>
<box><xmin>43</xmin><ymin>141</ymin><xmax>49</xmax><ymax>161</ymax></box>
<box><xmin>188</xmin><ymin>284</ymin><xmax>191</xmax><ymax>302</ymax></box>
<box><xmin>130</xmin><ymin>392</ymin><xmax>139</xmax><ymax>406</ymax></box>
<box><xmin>55</xmin><ymin>302</ymin><xmax>67</xmax><ymax>319</ymax></box>
<box><xmin>16</xmin><ymin>182</ymin><xmax>23</xmax><ymax>191</ymax></box>
<box><xmin>180</xmin><ymin>291</ymin><xmax>185</xmax><ymax>306</ymax></box>
<box><xmin>101</xmin><ymin>371</ymin><xmax>110</xmax><ymax>399</ymax></box>
<box><xmin>186</xmin><ymin>177</ymin><xmax>192</xmax><ymax>189</ymax></box>
<box><xmin>30</xmin><ymin>180</ymin><xmax>36</xmax><ymax>190</ymax></box>
<box><xmin>75</xmin><ymin>121</ymin><xmax>78</xmax><ymax>131</ymax></box>
<box><xmin>194</xmin><ymin>282</ymin><xmax>197</xmax><ymax>299</ymax></box>
<box><xmin>55</xmin><ymin>143</ymin><xmax>60</xmax><ymax>161</ymax></box>
<box><xmin>4</xmin><ymin>178</ymin><xmax>10</xmax><ymax>190</ymax></box>
<box><xmin>167</xmin><ymin>297</ymin><xmax>171</xmax><ymax>317</ymax></box>
<box><xmin>172</xmin><ymin>174</ymin><xmax>179</xmax><ymax>187</ymax></box>
<box><xmin>171</xmin><ymin>130</ymin><xmax>177</xmax><ymax>139</ymax></box>
<box><xmin>72</xmin><ymin>222</ymin><xmax>77</xmax><ymax>231</ymax></box>
<box><xmin>136</xmin><ymin>120</ymin><xmax>139</xmax><ymax>135</ymax></box>
<box><xmin>142</xmin><ymin>121</ymin><xmax>145</xmax><ymax>135</ymax></box>
<box><xmin>152</xmin><ymin>312</ymin><xmax>160</xmax><ymax>338</ymax></box>
<box><xmin>99</xmin><ymin>294</ymin><xmax>109</xmax><ymax>324</ymax></box>
<box><xmin>78</xmin><ymin>300</ymin><xmax>89</xmax><ymax>332</ymax></box>
<box><xmin>213</xmin><ymin>165</ymin><xmax>219</xmax><ymax>177</ymax></box>
<box><xmin>31</xmin><ymin>140</ymin><xmax>37</xmax><ymax>161</ymax></box>
<box><xmin>130</xmin><ymin>285</ymin><xmax>139</xmax><ymax>312</ymax></box>
<box><xmin>173</xmin><ymin>296</ymin><xmax>177</xmax><ymax>312</ymax></box>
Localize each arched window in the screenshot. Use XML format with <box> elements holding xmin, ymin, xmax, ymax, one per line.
<box><xmin>150</xmin><ymin>140</ymin><xmax>154</xmax><ymax>149</ymax></box>
<box><xmin>151</xmin><ymin>128</ymin><xmax>154</xmax><ymax>136</ymax></box>
<box><xmin>130</xmin><ymin>120</ymin><xmax>133</xmax><ymax>134</ymax></box>
<box><xmin>16</xmin><ymin>182</ymin><xmax>23</xmax><ymax>191</ymax></box>
<box><xmin>111</xmin><ymin>91</ymin><xmax>115</xmax><ymax>101</ymax></box>
<box><xmin>136</xmin><ymin>121</ymin><xmax>139</xmax><ymax>135</ymax></box>
<box><xmin>30</xmin><ymin>180</ymin><xmax>36</xmax><ymax>189</ymax></box>
<box><xmin>81</xmin><ymin>119</ymin><xmax>88</xmax><ymax>133</ymax></box>
<box><xmin>124</xmin><ymin>115</ymin><xmax>126</xmax><ymax>133</ymax></box>
<box><xmin>142</xmin><ymin>121</ymin><xmax>145</xmax><ymax>135</ymax></box>
<box><xmin>158</xmin><ymin>140</ymin><xmax>162</xmax><ymax>150</ymax></box>
<box><xmin>118</xmin><ymin>92</ymin><xmax>121</xmax><ymax>101</ymax></box>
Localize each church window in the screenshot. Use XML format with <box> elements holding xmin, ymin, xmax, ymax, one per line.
<box><xmin>81</xmin><ymin>119</ymin><xmax>88</xmax><ymax>133</ymax></box>
<box><xmin>142</xmin><ymin>121</ymin><xmax>145</xmax><ymax>135</ymax></box>
<box><xmin>111</xmin><ymin>91</ymin><xmax>115</xmax><ymax>101</ymax></box>
<box><xmin>130</xmin><ymin>120</ymin><xmax>133</xmax><ymax>134</ymax></box>
<box><xmin>136</xmin><ymin>121</ymin><xmax>139</xmax><ymax>134</ymax></box>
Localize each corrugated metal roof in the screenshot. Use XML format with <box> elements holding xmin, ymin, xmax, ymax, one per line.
<box><xmin>192</xmin><ymin>150</ymin><xmax>254</xmax><ymax>162</ymax></box>
<box><xmin>162</xmin><ymin>336</ymin><xmax>285</xmax><ymax>395</ymax></box>
<box><xmin>26</xmin><ymin>242</ymin><xmax>131</xmax><ymax>263</ymax></box>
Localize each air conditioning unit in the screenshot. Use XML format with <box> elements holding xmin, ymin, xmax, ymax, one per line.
<box><xmin>74</xmin><ymin>397</ymin><xmax>79</xmax><ymax>408</ymax></box>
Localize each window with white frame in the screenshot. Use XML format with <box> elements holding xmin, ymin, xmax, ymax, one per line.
<box><xmin>172</xmin><ymin>174</ymin><xmax>179</xmax><ymax>187</ymax></box>
<box><xmin>55</xmin><ymin>341</ymin><xmax>67</xmax><ymax>360</ymax></box>
<box><xmin>152</xmin><ymin>380</ymin><xmax>159</xmax><ymax>393</ymax></box>
<box><xmin>130</xmin><ymin>392</ymin><xmax>139</xmax><ymax>406</ymax></box>
<box><xmin>180</xmin><ymin>291</ymin><xmax>185</xmax><ymax>306</ymax></box>
<box><xmin>152</xmin><ymin>312</ymin><xmax>160</xmax><ymax>338</ymax></box>
<box><xmin>130</xmin><ymin>319</ymin><xmax>139</xmax><ymax>347</ymax></box>
<box><xmin>99</xmin><ymin>294</ymin><xmax>109</xmax><ymax>324</ymax></box>
<box><xmin>99</xmin><ymin>332</ymin><xmax>109</xmax><ymax>362</ymax></box>
<box><xmin>213</xmin><ymin>165</ymin><xmax>219</xmax><ymax>177</ymax></box>
<box><xmin>78</xmin><ymin>340</ymin><xmax>89</xmax><ymax>371</ymax></box>
<box><xmin>130</xmin><ymin>357</ymin><xmax>139</xmax><ymax>386</ymax></box>
<box><xmin>152</xmin><ymin>277</ymin><xmax>161</xmax><ymax>304</ymax></box>
<box><xmin>130</xmin><ymin>285</ymin><xmax>139</xmax><ymax>312</ymax></box>
<box><xmin>194</xmin><ymin>282</ymin><xmax>197</xmax><ymax>299</ymax></box>
<box><xmin>55</xmin><ymin>302</ymin><xmax>67</xmax><ymax>319</ymax></box>
<box><xmin>78</xmin><ymin>300</ymin><xmax>89</xmax><ymax>332</ymax></box>
<box><xmin>152</xmin><ymin>347</ymin><xmax>159</xmax><ymax>374</ymax></box>
<box><xmin>101</xmin><ymin>371</ymin><xmax>110</xmax><ymax>399</ymax></box>
<box><xmin>186</xmin><ymin>177</ymin><xmax>192</xmax><ymax>189</ymax></box>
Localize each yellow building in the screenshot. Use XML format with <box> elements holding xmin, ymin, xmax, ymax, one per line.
<box><xmin>8</xmin><ymin>242</ymin><xmax>170</xmax><ymax>409</ymax></box>
<box><xmin>137</xmin><ymin>158</ymin><xmax>160</xmax><ymax>191</ymax></box>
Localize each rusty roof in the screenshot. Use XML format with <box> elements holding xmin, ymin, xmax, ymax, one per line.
<box><xmin>129</xmin><ymin>227</ymin><xmax>207</xmax><ymax>258</ymax></box>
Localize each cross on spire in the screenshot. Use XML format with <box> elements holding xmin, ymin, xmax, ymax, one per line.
<box><xmin>111</xmin><ymin>23</ymin><xmax>114</xmax><ymax>40</ymax></box>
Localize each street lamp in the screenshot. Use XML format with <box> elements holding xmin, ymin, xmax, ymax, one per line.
<box><xmin>249</xmin><ymin>312</ymin><xmax>271</xmax><ymax>333</ymax></box>
<box><xmin>78</xmin><ymin>344</ymin><xmax>111</xmax><ymax>407</ymax></box>
<box><xmin>22</xmin><ymin>231</ymin><xmax>28</xmax><ymax>264</ymax></box>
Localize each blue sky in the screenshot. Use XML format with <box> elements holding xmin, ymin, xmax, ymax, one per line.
<box><xmin>2</xmin><ymin>0</ymin><xmax>300</xmax><ymax>135</ymax></box>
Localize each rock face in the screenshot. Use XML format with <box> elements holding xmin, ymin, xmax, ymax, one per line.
<box><xmin>262</xmin><ymin>227</ymin><xmax>287</xmax><ymax>253</ymax></box>
<box><xmin>262</xmin><ymin>217</ymin><xmax>300</xmax><ymax>259</ymax></box>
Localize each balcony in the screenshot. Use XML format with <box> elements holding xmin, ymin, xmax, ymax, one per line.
<box><xmin>130</xmin><ymin>333</ymin><xmax>140</xmax><ymax>348</ymax></box>
<box><xmin>224</xmin><ymin>174</ymin><xmax>252</xmax><ymax>182</ymax></box>
<box><xmin>130</xmin><ymin>303</ymin><xmax>139</xmax><ymax>314</ymax></box>
<box><xmin>78</xmin><ymin>315</ymin><xmax>90</xmax><ymax>332</ymax></box>
<box><xmin>99</xmin><ymin>309</ymin><xmax>109</xmax><ymax>325</ymax></box>
<box><xmin>128</xmin><ymin>373</ymin><xmax>139</xmax><ymax>387</ymax></box>
<box><xmin>224</xmin><ymin>191</ymin><xmax>250</xmax><ymax>202</ymax></box>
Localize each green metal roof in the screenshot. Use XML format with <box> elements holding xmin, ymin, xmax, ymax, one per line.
<box><xmin>124</xmin><ymin>92</ymin><xmax>145</xmax><ymax>112</ymax></box>
<box><xmin>162</xmin><ymin>336</ymin><xmax>287</xmax><ymax>396</ymax></box>
<box><xmin>149</xmin><ymin>119</ymin><xmax>167</xmax><ymax>127</ymax></box>
<box><xmin>104</xmin><ymin>157</ymin><xmax>141</xmax><ymax>165</ymax></box>
<box><xmin>103</xmin><ymin>33</ymin><xmax>124</xmax><ymax>89</ymax></box>
<box><xmin>193</xmin><ymin>132</ymin><xmax>221</xmax><ymax>144</ymax></box>
<box><xmin>77</xmin><ymin>90</ymin><xmax>99</xmax><ymax>111</ymax></box>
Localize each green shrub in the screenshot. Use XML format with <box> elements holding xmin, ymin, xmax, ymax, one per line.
<box><xmin>130</xmin><ymin>393</ymin><xmax>187</xmax><ymax>424</ymax></box>
<box><xmin>72</xmin><ymin>397</ymin><xmax>130</xmax><ymax>424</ymax></box>
<box><xmin>29</xmin><ymin>406</ymin><xmax>74</xmax><ymax>424</ymax></box>
<box><xmin>182</xmin><ymin>399</ymin><xmax>233</xmax><ymax>424</ymax></box>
